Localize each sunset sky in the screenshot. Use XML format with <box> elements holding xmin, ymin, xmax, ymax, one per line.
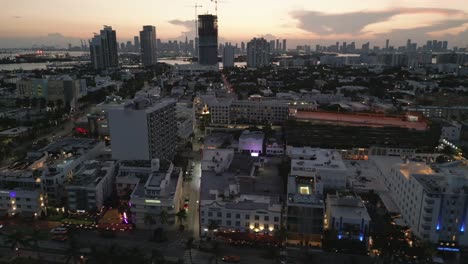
<box><xmin>1</xmin><ymin>0</ymin><xmax>468</xmax><ymax>48</ymax></box>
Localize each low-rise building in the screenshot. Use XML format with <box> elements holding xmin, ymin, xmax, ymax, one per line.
<box><xmin>238</xmin><ymin>131</ymin><xmax>264</xmax><ymax>155</ymax></box>
<box><xmin>325</xmin><ymin>193</ymin><xmax>371</xmax><ymax>241</ymax></box>
<box><xmin>288</xmin><ymin>147</ymin><xmax>348</xmax><ymax>190</ymax></box>
<box><xmin>65</xmin><ymin>160</ymin><xmax>116</xmax><ymax>211</ymax></box>
<box><xmin>200</xmin><ymin>152</ymin><xmax>283</xmax><ymax>236</ymax></box>
<box><xmin>129</xmin><ymin>159</ymin><xmax>184</xmax><ymax>229</ymax></box>
<box><xmin>39</xmin><ymin>138</ymin><xmax>105</xmax><ymax>206</ymax></box>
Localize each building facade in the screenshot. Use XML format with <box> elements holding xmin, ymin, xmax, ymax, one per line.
<box><xmin>247</xmin><ymin>38</ymin><xmax>270</xmax><ymax>68</ymax></box>
<box><xmin>140</xmin><ymin>25</ymin><xmax>157</xmax><ymax>66</ymax></box>
<box><xmin>90</xmin><ymin>26</ymin><xmax>119</xmax><ymax>70</ymax></box>
<box><xmin>108</xmin><ymin>97</ymin><xmax>177</xmax><ymax>161</ymax></box>
<box><xmin>198</xmin><ymin>15</ymin><xmax>218</xmax><ymax>65</ymax></box>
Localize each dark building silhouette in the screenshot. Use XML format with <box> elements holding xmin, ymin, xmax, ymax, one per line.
<box><xmin>89</xmin><ymin>26</ymin><xmax>118</xmax><ymax>70</ymax></box>
<box><xmin>198</xmin><ymin>15</ymin><xmax>218</xmax><ymax>65</ymax></box>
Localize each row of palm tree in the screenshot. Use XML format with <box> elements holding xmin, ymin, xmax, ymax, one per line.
<box><xmin>1</xmin><ymin>229</ymin><xmax>46</xmax><ymax>259</ymax></box>
<box><xmin>15</xmin><ymin>98</ymin><xmax>65</xmax><ymax>112</ymax></box>
<box><xmin>143</xmin><ymin>208</ymin><xmax>188</xmax><ymax>231</ymax></box>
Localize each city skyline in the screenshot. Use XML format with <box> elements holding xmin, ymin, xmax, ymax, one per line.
<box><xmin>1</xmin><ymin>0</ymin><xmax>468</xmax><ymax>48</ymax></box>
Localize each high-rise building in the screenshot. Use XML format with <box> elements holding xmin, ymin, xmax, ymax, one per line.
<box><xmin>108</xmin><ymin>96</ymin><xmax>177</xmax><ymax>161</ymax></box>
<box><xmin>276</xmin><ymin>39</ymin><xmax>280</xmax><ymax>52</ymax></box>
<box><xmin>139</xmin><ymin>25</ymin><xmax>157</xmax><ymax>66</ymax></box>
<box><xmin>223</xmin><ymin>44</ymin><xmax>235</xmax><ymax>68</ymax></box>
<box><xmin>241</xmin><ymin>42</ymin><xmax>245</xmax><ymax>53</ymax></box>
<box><xmin>247</xmin><ymin>37</ymin><xmax>270</xmax><ymax>68</ymax></box>
<box><xmin>89</xmin><ymin>26</ymin><xmax>118</xmax><ymax>70</ymax></box>
<box><xmin>442</xmin><ymin>41</ymin><xmax>448</xmax><ymax>51</ymax></box>
<box><xmin>134</xmin><ymin>36</ymin><xmax>140</xmax><ymax>52</ymax></box>
<box><xmin>198</xmin><ymin>15</ymin><xmax>218</xmax><ymax>65</ymax></box>
<box><xmin>283</xmin><ymin>39</ymin><xmax>287</xmax><ymax>52</ymax></box>
<box><xmin>269</xmin><ymin>40</ymin><xmax>275</xmax><ymax>52</ymax></box>
<box><xmin>406</xmin><ymin>39</ymin><xmax>412</xmax><ymax>51</ymax></box>
<box><xmin>385</xmin><ymin>39</ymin><xmax>389</xmax><ymax>50</ymax></box>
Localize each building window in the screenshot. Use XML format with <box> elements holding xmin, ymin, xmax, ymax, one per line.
<box><xmin>254</xmin><ymin>223</ymin><xmax>259</xmax><ymax>228</ymax></box>
<box><xmin>226</xmin><ymin>213</ymin><xmax>231</xmax><ymax>218</ymax></box>
<box><xmin>226</xmin><ymin>220</ymin><xmax>232</xmax><ymax>226</ymax></box>
<box><xmin>255</xmin><ymin>215</ymin><xmax>259</xmax><ymax>220</ymax></box>
<box><xmin>208</xmin><ymin>212</ymin><xmax>213</xmax><ymax>217</ymax></box>
<box><xmin>274</xmin><ymin>217</ymin><xmax>279</xmax><ymax>222</ymax></box>
<box><xmin>264</xmin><ymin>224</ymin><xmax>269</xmax><ymax>229</ymax></box>
<box><xmin>245</xmin><ymin>222</ymin><xmax>250</xmax><ymax>227</ymax></box>
<box><xmin>264</xmin><ymin>216</ymin><xmax>269</xmax><ymax>221</ymax></box>
<box><xmin>217</xmin><ymin>212</ymin><xmax>222</xmax><ymax>218</ymax></box>
<box><xmin>245</xmin><ymin>215</ymin><xmax>250</xmax><ymax>220</ymax></box>
<box><xmin>274</xmin><ymin>224</ymin><xmax>279</xmax><ymax>230</ymax></box>
<box><xmin>235</xmin><ymin>221</ymin><xmax>240</xmax><ymax>227</ymax></box>
<box><xmin>236</xmin><ymin>214</ymin><xmax>240</xmax><ymax>219</ymax></box>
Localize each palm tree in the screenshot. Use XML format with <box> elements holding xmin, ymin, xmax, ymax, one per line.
<box><xmin>150</xmin><ymin>249</ymin><xmax>166</xmax><ymax>264</ymax></box>
<box><xmin>175</xmin><ymin>209</ymin><xmax>188</xmax><ymax>225</ymax></box>
<box><xmin>46</xmin><ymin>100</ymin><xmax>55</xmax><ymax>111</ymax></box>
<box><xmin>208</xmin><ymin>220</ymin><xmax>219</xmax><ymax>238</ymax></box>
<box><xmin>65</xmin><ymin>237</ymin><xmax>81</xmax><ymax>264</ymax></box>
<box><xmin>56</xmin><ymin>99</ymin><xmax>64</xmax><ymax>111</ymax></box>
<box><xmin>144</xmin><ymin>213</ymin><xmax>157</xmax><ymax>239</ymax></box>
<box><xmin>186</xmin><ymin>237</ymin><xmax>194</xmax><ymax>264</ymax></box>
<box><xmin>3</xmin><ymin>230</ymin><xmax>30</xmax><ymax>256</ymax></box>
<box><xmin>28</xmin><ymin>229</ymin><xmax>46</xmax><ymax>259</ymax></box>
<box><xmin>31</xmin><ymin>97</ymin><xmax>38</xmax><ymax>109</ymax></box>
<box><xmin>159</xmin><ymin>210</ymin><xmax>169</xmax><ymax>227</ymax></box>
<box><xmin>39</xmin><ymin>98</ymin><xmax>46</xmax><ymax>113</ymax></box>
<box><xmin>210</xmin><ymin>241</ymin><xmax>220</xmax><ymax>264</ymax></box>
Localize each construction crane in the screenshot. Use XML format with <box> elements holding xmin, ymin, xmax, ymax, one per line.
<box><xmin>211</xmin><ymin>0</ymin><xmax>218</xmax><ymax>16</ymax></box>
<box><xmin>187</xmin><ymin>3</ymin><xmax>203</xmax><ymax>37</ymax></box>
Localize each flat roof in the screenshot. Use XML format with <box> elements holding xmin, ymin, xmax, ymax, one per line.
<box><xmin>200</xmin><ymin>155</ymin><xmax>283</xmax><ymax>209</ymax></box>
<box><xmin>327</xmin><ymin>194</ymin><xmax>371</xmax><ymax>221</ymax></box>
<box><xmin>292</xmin><ymin>111</ymin><xmax>428</xmax><ymax>131</ymax></box>
<box><xmin>290</xmin><ymin>149</ymin><xmax>346</xmax><ymax>171</ymax></box>
<box><xmin>67</xmin><ymin>160</ymin><xmax>114</xmax><ymax>187</ymax></box>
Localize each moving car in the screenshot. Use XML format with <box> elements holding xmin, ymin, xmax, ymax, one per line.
<box><xmin>221</xmin><ymin>255</ymin><xmax>240</xmax><ymax>263</ymax></box>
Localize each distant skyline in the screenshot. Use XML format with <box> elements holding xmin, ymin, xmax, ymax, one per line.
<box><xmin>1</xmin><ymin>0</ymin><xmax>468</xmax><ymax>48</ymax></box>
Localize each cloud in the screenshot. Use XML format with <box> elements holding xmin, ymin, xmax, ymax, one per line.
<box><xmin>167</xmin><ymin>19</ymin><xmax>197</xmax><ymax>41</ymax></box>
<box><xmin>291</xmin><ymin>8</ymin><xmax>468</xmax><ymax>37</ymax></box>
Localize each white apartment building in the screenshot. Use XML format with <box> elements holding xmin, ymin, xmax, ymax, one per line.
<box><xmin>374</xmin><ymin>157</ymin><xmax>468</xmax><ymax>247</ymax></box>
<box><xmin>65</xmin><ymin>160</ymin><xmax>116</xmax><ymax>211</ymax></box>
<box><xmin>288</xmin><ymin>147</ymin><xmax>348</xmax><ymax>190</ymax></box>
<box><xmin>108</xmin><ymin>97</ymin><xmax>177</xmax><ymax>161</ymax></box>
<box><xmin>247</xmin><ymin>38</ymin><xmax>270</xmax><ymax>68</ymax></box>
<box><xmin>238</xmin><ymin>131</ymin><xmax>264</xmax><ymax>155</ymax></box>
<box><xmin>0</xmin><ymin>166</ymin><xmax>47</xmax><ymax>218</ymax></box>
<box><xmin>200</xmin><ymin>152</ymin><xmax>282</xmax><ymax>236</ymax></box>
<box><xmin>39</xmin><ymin>138</ymin><xmax>105</xmax><ymax>206</ymax></box>
<box><xmin>325</xmin><ymin>193</ymin><xmax>371</xmax><ymax>241</ymax></box>
<box><xmin>115</xmin><ymin>160</ymin><xmax>158</xmax><ymax>198</ymax></box>
<box><xmin>128</xmin><ymin>159</ymin><xmax>184</xmax><ymax>229</ymax></box>
<box><xmin>176</xmin><ymin>103</ymin><xmax>194</xmax><ymax>141</ymax></box>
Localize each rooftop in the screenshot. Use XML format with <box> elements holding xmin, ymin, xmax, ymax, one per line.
<box><xmin>291</xmin><ymin>111</ymin><xmax>428</xmax><ymax>131</ymax></box>
<box><xmin>67</xmin><ymin>160</ymin><xmax>115</xmax><ymax>188</ymax></box>
<box><xmin>290</xmin><ymin>148</ymin><xmax>346</xmax><ymax>171</ymax></box>
<box><xmin>327</xmin><ymin>193</ymin><xmax>371</xmax><ymax>221</ymax></box>
<box><xmin>200</xmin><ymin>155</ymin><xmax>283</xmax><ymax>210</ymax></box>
